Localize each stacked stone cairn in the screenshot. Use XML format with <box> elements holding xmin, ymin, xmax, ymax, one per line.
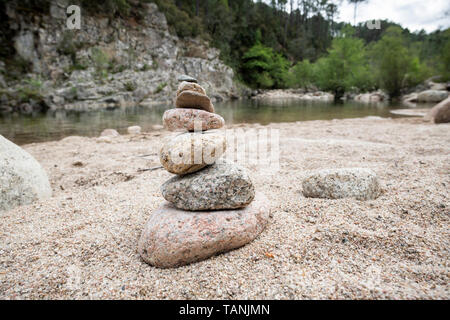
<box><xmin>138</xmin><ymin>75</ymin><xmax>270</xmax><ymax>268</ymax></box>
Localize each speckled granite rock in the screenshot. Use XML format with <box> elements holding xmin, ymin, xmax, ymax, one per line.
<box><xmin>177</xmin><ymin>74</ymin><xmax>198</xmax><ymax>83</ymax></box>
<box><xmin>138</xmin><ymin>192</ymin><xmax>270</xmax><ymax>268</ymax></box>
<box><xmin>424</xmin><ymin>97</ymin><xmax>450</xmax><ymax>123</ymax></box>
<box><xmin>302</xmin><ymin>168</ymin><xmax>381</xmax><ymax>200</ymax></box>
<box><xmin>176</xmin><ymin>81</ymin><xmax>206</xmax><ymax>97</ymax></box>
<box><xmin>163</xmin><ymin>108</ymin><xmax>225</xmax><ymax>132</ymax></box>
<box><xmin>175</xmin><ymin>90</ymin><xmax>214</xmax><ymax>113</ymax></box>
<box><xmin>161</xmin><ymin>160</ymin><xmax>255</xmax><ymax>210</ymax></box>
<box><xmin>0</xmin><ymin>135</ymin><xmax>52</xmax><ymax>211</ymax></box>
<box><xmin>127</xmin><ymin>125</ymin><xmax>141</xmax><ymax>134</ymax></box>
<box><xmin>160</xmin><ymin>131</ymin><xmax>226</xmax><ymax>175</ymax></box>
<box><xmin>100</xmin><ymin>129</ymin><xmax>119</xmax><ymax>137</ymax></box>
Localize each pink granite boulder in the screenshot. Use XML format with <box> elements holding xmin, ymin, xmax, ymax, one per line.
<box><xmin>138</xmin><ymin>192</ymin><xmax>270</xmax><ymax>268</ymax></box>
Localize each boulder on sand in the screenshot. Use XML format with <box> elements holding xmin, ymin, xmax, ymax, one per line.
<box><xmin>302</xmin><ymin>168</ymin><xmax>381</xmax><ymax>200</ymax></box>
<box><xmin>138</xmin><ymin>192</ymin><xmax>270</xmax><ymax>268</ymax></box>
<box><xmin>163</xmin><ymin>108</ymin><xmax>224</xmax><ymax>132</ymax></box>
<box><xmin>0</xmin><ymin>135</ymin><xmax>52</xmax><ymax>211</ymax></box>
<box><xmin>161</xmin><ymin>160</ymin><xmax>254</xmax><ymax>210</ymax></box>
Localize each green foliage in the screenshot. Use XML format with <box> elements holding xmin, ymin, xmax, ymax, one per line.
<box><xmin>369</xmin><ymin>26</ymin><xmax>428</xmax><ymax>97</ymax></box>
<box><xmin>80</xmin><ymin>0</ymin><xmax>130</xmax><ymax>16</ymax></box>
<box><xmin>313</xmin><ymin>26</ymin><xmax>372</xmax><ymax>98</ymax></box>
<box><xmin>241</xmin><ymin>43</ymin><xmax>289</xmax><ymax>89</ymax></box>
<box><xmin>57</xmin><ymin>31</ymin><xmax>81</xmax><ymax>63</ymax></box>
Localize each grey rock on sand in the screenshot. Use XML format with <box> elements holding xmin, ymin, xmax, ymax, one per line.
<box><xmin>138</xmin><ymin>192</ymin><xmax>270</xmax><ymax>268</ymax></box>
<box><xmin>161</xmin><ymin>160</ymin><xmax>255</xmax><ymax>210</ymax></box>
<box><xmin>176</xmin><ymin>90</ymin><xmax>215</xmax><ymax>113</ymax></box>
<box><xmin>424</xmin><ymin>97</ymin><xmax>450</xmax><ymax>123</ymax></box>
<box><xmin>302</xmin><ymin>168</ymin><xmax>381</xmax><ymax>200</ymax></box>
<box><xmin>0</xmin><ymin>135</ymin><xmax>52</xmax><ymax>211</ymax></box>
<box><xmin>160</xmin><ymin>131</ymin><xmax>226</xmax><ymax>175</ymax></box>
<box><xmin>163</xmin><ymin>108</ymin><xmax>225</xmax><ymax>132</ymax></box>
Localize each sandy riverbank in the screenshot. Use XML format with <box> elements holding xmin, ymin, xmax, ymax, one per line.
<box><xmin>1</xmin><ymin>117</ymin><xmax>449</xmax><ymax>299</ymax></box>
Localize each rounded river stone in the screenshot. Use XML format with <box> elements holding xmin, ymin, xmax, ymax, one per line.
<box><xmin>163</xmin><ymin>108</ymin><xmax>225</xmax><ymax>132</ymax></box>
<box><xmin>138</xmin><ymin>192</ymin><xmax>270</xmax><ymax>268</ymax></box>
<box><xmin>159</xmin><ymin>131</ymin><xmax>226</xmax><ymax>175</ymax></box>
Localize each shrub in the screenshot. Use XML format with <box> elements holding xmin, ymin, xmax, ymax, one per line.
<box><xmin>154</xmin><ymin>82</ymin><xmax>167</xmax><ymax>94</ymax></box>
<box><xmin>91</xmin><ymin>47</ymin><xmax>110</xmax><ymax>79</ymax></box>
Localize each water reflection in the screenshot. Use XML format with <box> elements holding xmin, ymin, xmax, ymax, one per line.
<box><xmin>0</xmin><ymin>99</ymin><xmax>415</xmax><ymax>145</ymax></box>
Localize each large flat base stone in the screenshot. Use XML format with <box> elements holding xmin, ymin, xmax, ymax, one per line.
<box><xmin>138</xmin><ymin>192</ymin><xmax>270</xmax><ymax>268</ymax></box>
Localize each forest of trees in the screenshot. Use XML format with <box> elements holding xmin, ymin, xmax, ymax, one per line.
<box><xmin>147</xmin><ymin>0</ymin><xmax>449</xmax><ymax>98</ymax></box>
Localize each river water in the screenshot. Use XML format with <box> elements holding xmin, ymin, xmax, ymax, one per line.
<box><xmin>0</xmin><ymin>99</ymin><xmax>419</xmax><ymax>145</ymax></box>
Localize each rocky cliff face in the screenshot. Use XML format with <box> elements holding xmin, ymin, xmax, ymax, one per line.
<box><xmin>0</xmin><ymin>1</ymin><xmax>242</xmax><ymax>113</ymax></box>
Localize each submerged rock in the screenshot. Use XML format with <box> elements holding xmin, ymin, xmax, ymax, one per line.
<box><xmin>161</xmin><ymin>160</ymin><xmax>255</xmax><ymax>210</ymax></box>
<box><xmin>159</xmin><ymin>131</ymin><xmax>226</xmax><ymax>175</ymax></box>
<box><xmin>138</xmin><ymin>192</ymin><xmax>270</xmax><ymax>268</ymax></box>
<box><xmin>302</xmin><ymin>168</ymin><xmax>381</xmax><ymax>200</ymax></box>
<box><xmin>0</xmin><ymin>135</ymin><xmax>52</xmax><ymax>211</ymax></box>
<box><xmin>163</xmin><ymin>108</ymin><xmax>225</xmax><ymax>131</ymax></box>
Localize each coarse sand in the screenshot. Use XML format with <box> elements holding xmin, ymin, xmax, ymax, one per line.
<box><xmin>0</xmin><ymin>117</ymin><xmax>449</xmax><ymax>299</ymax></box>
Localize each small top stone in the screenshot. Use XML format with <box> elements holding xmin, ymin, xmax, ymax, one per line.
<box><xmin>177</xmin><ymin>75</ymin><xmax>197</xmax><ymax>83</ymax></box>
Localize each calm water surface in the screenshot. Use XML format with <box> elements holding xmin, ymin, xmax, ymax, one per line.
<box><xmin>0</xmin><ymin>99</ymin><xmax>415</xmax><ymax>145</ymax></box>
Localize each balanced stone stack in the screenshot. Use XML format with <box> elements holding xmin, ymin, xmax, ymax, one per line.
<box><xmin>138</xmin><ymin>75</ymin><xmax>270</xmax><ymax>268</ymax></box>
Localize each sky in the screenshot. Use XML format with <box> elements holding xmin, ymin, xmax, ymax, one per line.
<box><xmin>335</xmin><ymin>0</ymin><xmax>450</xmax><ymax>33</ymax></box>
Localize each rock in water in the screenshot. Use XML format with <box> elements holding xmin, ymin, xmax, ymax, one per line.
<box><xmin>0</xmin><ymin>135</ymin><xmax>52</xmax><ymax>211</ymax></box>
<box><xmin>160</xmin><ymin>131</ymin><xmax>226</xmax><ymax>175</ymax></box>
<box><xmin>424</xmin><ymin>97</ymin><xmax>450</xmax><ymax>123</ymax></box>
<box><xmin>302</xmin><ymin>168</ymin><xmax>381</xmax><ymax>200</ymax></box>
<box><xmin>177</xmin><ymin>74</ymin><xmax>198</xmax><ymax>83</ymax></box>
<box><xmin>161</xmin><ymin>160</ymin><xmax>255</xmax><ymax>210</ymax></box>
<box><xmin>175</xmin><ymin>90</ymin><xmax>214</xmax><ymax>113</ymax></box>
<box><xmin>138</xmin><ymin>192</ymin><xmax>270</xmax><ymax>268</ymax></box>
<box><xmin>163</xmin><ymin>108</ymin><xmax>225</xmax><ymax>131</ymax></box>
